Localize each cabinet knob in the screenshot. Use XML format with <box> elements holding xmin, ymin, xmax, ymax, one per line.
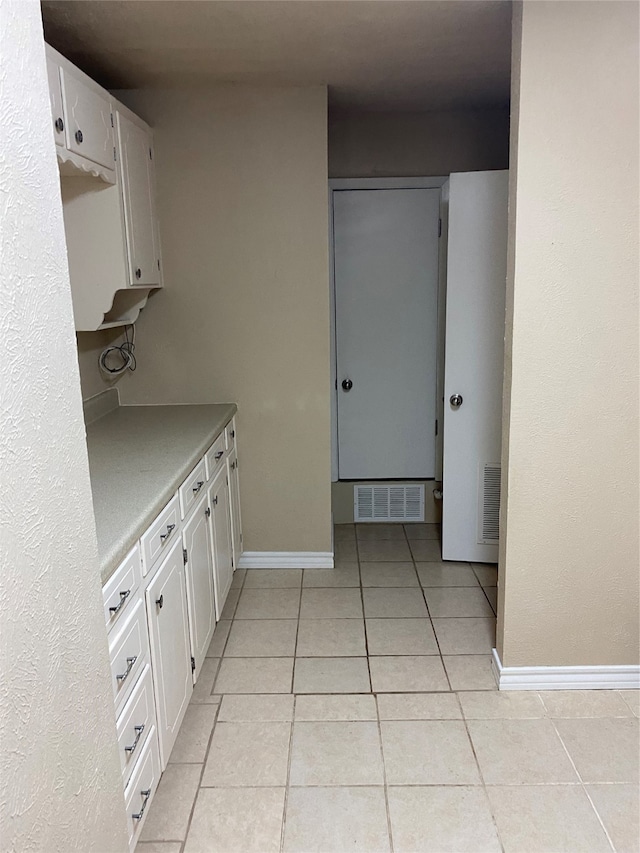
<box><xmin>213</xmin><ymin>495</ymin><xmax>218</xmax><ymax>506</ymax></box>
<box><xmin>155</xmin><ymin>595</ymin><xmax>164</xmax><ymax>609</ymax></box>
<box><xmin>205</xmin><ymin>506</ymin><xmax>211</xmax><ymax>518</ymax></box>
<box><xmin>55</xmin><ymin>117</ymin><xmax>64</xmax><ymax>133</ymax></box>
<box><xmin>135</xmin><ymin>268</ymin><xmax>142</xmax><ymax>280</ymax></box>
<box><xmin>75</xmin><ymin>128</ymin><xmax>83</xmax><ymax>144</ymax></box>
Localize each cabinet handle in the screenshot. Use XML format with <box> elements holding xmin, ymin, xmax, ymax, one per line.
<box><xmin>231</xmin><ymin>461</ymin><xmax>236</xmax><ymax>471</ymax></box>
<box><xmin>135</xmin><ymin>268</ymin><xmax>142</xmax><ymax>279</ymax></box>
<box><xmin>205</xmin><ymin>506</ymin><xmax>211</xmax><ymax>519</ymax></box>
<box><xmin>213</xmin><ymin>495</ymin><xmax>218</xmax><ymax>506</ymax></box>
<box><xmin>231</xmin><ymin>430</ymin><xmax>235</xmax><ymax>439</ymax></box>
<box><xmin>132</xmin><ymin>789</ymin><xmax>151</xmax><ymax>821</ymax></box>
<box><xmin>124</xmin><ymin>724</ymin><xmax>145</xmax><ymax>755</ymax></box>
<box><xmin>159</xmin><ymin>523</ymin><xmax>175</xmax><ymax>544</ymax></box>
<box><xmin>55</xmin><ymin>117</ymin><xmax>64</xmax><ymax>133</ymax></box>
<box><xmin>215</xmin><ymin>451</ymin><xmax>224</xmax><ymax>461</ymax></box>
<box><xmin>156</xmin><ymin>595</ymin><xmax>163</xmax><ymax>609</ymax></box>
<box><xmin>75</xmin><ymin>128</ymin><xmax>83</xmax><ymax>144</ymax></box>
<box><xmin>192</xmin><ymin>480</ymin><xmax>204</xmax><ymax>494</ymax></box>
<box><xmin>116</xmin><ymin>655</ymin><xmax>137</xmax><ymax>684</ymax></box>
<box><xmin>109</xmin><ymin>589</ymin><xmax>131</xmax><ymax>616</ymax></box>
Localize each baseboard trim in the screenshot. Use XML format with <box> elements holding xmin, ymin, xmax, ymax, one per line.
<box><xmin>492</xmin><ymin>648</ymin><xmax>640</xmax><ymax>691</ymax></box>
<box><xmin>238</xmin><ymin>551</ymin><xmax>334</xmax><ymax>569</ymax></box>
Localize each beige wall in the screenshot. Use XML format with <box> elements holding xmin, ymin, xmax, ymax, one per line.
<box><xmin>0</xmin><ymin>1</ymin><xmax>128</xmax><ymax>848</ymax></box>
<box><xmin>498</xmin><ymin>0</ymin><xmax>639</xmax><ymax>667</ymax></box>
<box><xmin>329</xmin><ymin>108</ymin><xmax>510</xmax><ymax>178</ymax></box>
<box><xmin>114</xmin><ymin>86</ymin><xmax>332</xmax><ymax>554</ymax></box>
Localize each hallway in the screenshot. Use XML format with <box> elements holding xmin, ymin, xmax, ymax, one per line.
<box><xmin>136</xmin><ymin>524</ymin><xmax>639</xmax><ymax>852</ymax></box>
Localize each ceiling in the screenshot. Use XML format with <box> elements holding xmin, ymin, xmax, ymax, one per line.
<box><xmin>41</xmin><ymin>0</ymin><xmax>512</xmax><ymax>112</ymax></box>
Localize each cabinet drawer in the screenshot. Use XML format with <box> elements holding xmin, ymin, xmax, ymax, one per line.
<box><xmin>124</xmin><ymin>726</ymin><xmax>160</xmax><ymax>850</ymax></box>
<box><xmin>205</xmin><ymin>433</ymin><xmax>226</xmax><ymax>479</ymax></box>
<box><xmin>109</xmin><ymin>599</ymin><xmax>149</xmax><ymax>714</ymax></box>
<box><xmin>179</xmin><ymin>458</ymin><xmax>207</xmax><ymax>520</ymax></box>
<box><xmin>140</xmin><ymin>495</ymin><xmax>179</xmax><ymax>577</ymax></box>
<box><xmin>116</xmin><ymin>664</ymin><xmax>156</xmax><ymax>786</ymax></box>
<box><xmin>225</xmin><ymin>417</ymin><xmax>237</xmax><ymax>452</ymax></box>
<box><xmin>103</xmin><ymin>544</ymin><xmax>141</xmax><ymax>632</ymax></box>
<box><xmin>60</xmin><ymin>68</ymin><xmax>114</xmax><ymax>170</ymax></box>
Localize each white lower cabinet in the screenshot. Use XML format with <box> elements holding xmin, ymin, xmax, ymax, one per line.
<box><xmin>145</xmin><ymin>538</ymin><xmax>193</xmax><ymax>769</ymax></box>
<box><xmin>208</xmin><ymin>463</ymin><xmax>234</xmax><ymax>620</ymax></box>
<box><xmin>101</xmin><ymin>416</ymin><xmax>241</xmax><ymax>849</ymax></box>
<box><xmin>183</xmin><ymin>492</ymin><xmax>216</xmax><ymax>680</ymax></box>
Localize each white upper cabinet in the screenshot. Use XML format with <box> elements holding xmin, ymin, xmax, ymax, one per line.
<box><xmin>117</xmin><ymin>111</ymin><xmax>161</xmax><ymax>287</ymax></box>
<box><xmin>46</xmin><ymin>57</ymin><xmax>65</xmax><ymax>147</ymax></box>
<box><xmin>60</xmin><ymin>67</ymin><xmax>114</xmax><ymax>170</ymax></box>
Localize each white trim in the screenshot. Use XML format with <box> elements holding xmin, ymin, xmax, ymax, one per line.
<box><xmin>492</xmin><ymin>648</ymin><xmax>640</xmax><ymax>691</ymax></box>
<box><xmin>238</xmin><ymin>552</ymin><xmax>334</xmax><ymax>569</ymax></box>
<box><xmin>329</xmin><ymin>177</ymin><xmax>447</xmax><ymax>481</ymax></box>
<box><xmin>329</xmin><ymin>177</ymin><xmax>448</xmax><ymax>190</ymax></box>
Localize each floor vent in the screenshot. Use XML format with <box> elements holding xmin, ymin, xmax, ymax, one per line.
<box><xmin>478</xmin><ymin>464</ymin><xmax>501</xmax><ymax>544</ymax></box>
<box><xmin>354</xmin><ymin>484</ymin><xmax>425</xmax><ymax>523</ymax></box>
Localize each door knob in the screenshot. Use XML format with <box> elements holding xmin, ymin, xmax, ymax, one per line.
<box><xmin>341</xmin><ymin>379</ymin><xmax>353</xmax><ymax>392</ymax></box>
<box><xmin>449</xmin><ymin>394</ymin><xmax>463</xmax><ymax>408</ymax></box>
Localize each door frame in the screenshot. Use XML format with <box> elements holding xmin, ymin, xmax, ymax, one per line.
<box><xmin>329</xmin><ymin>177</ymin><xmax>448</xmax><ymax>481</ymax></box>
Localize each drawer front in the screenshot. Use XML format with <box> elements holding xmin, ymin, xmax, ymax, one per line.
<box><xmin>205</xmin><ymin>433</ymin><xmax>226</xmax><ymax>480</ymax></box>
<box><xmin>124</xmin><ymin>726</ymin><xmax>160</xmax><ymax>850</ymax></box>
<box><xmin>109</xmin><ymin>599</ymin><xmax>149</xmax><ymax>713</ymax></box>
<box><xmin>116</xmin><ymin>664</ymin><xmax>156</xmax><ymax>786</ymax></box>
<box><xmin>103</xmin><ymin>544</ymin><xmax>141</xmax><ymax>632</ymax></box>
<box><xmin>140</xmin><ymin>495</ymin><xmax>179</xmax><ymax>577</ymax></box>
<box><xmin>225</xmin><ymin>417</ymin><xmax>237</xmax><ymax>452</ymax></box>
<box><xmin>179</xmin><ymin>458</ymin><xmax>207</xmax><ymax>519</ymax></box>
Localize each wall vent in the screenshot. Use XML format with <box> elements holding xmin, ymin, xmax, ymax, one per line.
<box><xmin>354</xmin><ymin>484</ymin><xmax>424</xmax><ymax>523</ymax></box>
<box><xmin>478</xmin><ymin>464</ymin><xmax>501</xmax><ymax>544</ymax></box>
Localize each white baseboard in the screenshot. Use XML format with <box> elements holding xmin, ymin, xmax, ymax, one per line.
<box><xmin>492</xmin><ymin>648</ymin><xmax>640</xmax><ymax>691</ymax></box>
<box><xmin>238</xmin><ymin>551</ymin><xmax>334</xmax><ymax>569</ymax></box>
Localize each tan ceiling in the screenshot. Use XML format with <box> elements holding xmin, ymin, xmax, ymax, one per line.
<box><xmin>41</xmin><ymin>0</ymin><xmax>512</xmax><ymax>112</ymax></box>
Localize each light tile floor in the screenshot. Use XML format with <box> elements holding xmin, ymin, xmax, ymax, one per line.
<box><xmin>138</xmin><ymin>523</ymin><xmax>640</xmax><ymax>853</ymax></box>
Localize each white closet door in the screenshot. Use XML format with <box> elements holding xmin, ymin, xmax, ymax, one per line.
<box><xmin>442</xmin><ymin>170</ymin><xmax>509</xmax><ymax>563</ymax></box>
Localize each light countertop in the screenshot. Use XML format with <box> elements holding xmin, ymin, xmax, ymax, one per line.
<box><xmin>86</xmin><ymin>403</ymin><xmax>237</xmax><ymax>584</ymax></box>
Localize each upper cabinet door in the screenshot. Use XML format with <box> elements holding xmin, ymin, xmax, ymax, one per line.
<box><xmin>116</xmin><ymin>111</ymin><xmax>161</xmax><ymax>287</ymax></box>
<box><xmin>60</xmin><ymin>68</ymin><xmax>114</xmax><ymax>169</ymax></box>
<box><xmin>46</xmin><ymin>58</ymin><xmax>65</xmax><ymax>147</ymax></box>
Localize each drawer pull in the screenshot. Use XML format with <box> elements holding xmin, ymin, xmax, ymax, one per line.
<box><xmin>231</xmin><ymin>460</ymin><xmax>236</xmax><ymax>471</ymax></box>
<box><xmin>116</xmin><ymin>655</ymin><xmax>137</xmax><ymax>684</ymax></box>
<box><xmin>159</xmin><ymin>523</ymin><xmax>175</xmax><ymax>544</ymax></box>
<box><xmin>109</xmin><ymin>589</ymin><xmax>131</xmax><ymax>616</ymax></box>
<box><xmin>124</xmin><ymin>724</ymin><xmax>145</xmax><ymax>755</ymax></box>
<box><xmin>231</xmin><ymin>430</ymin><xmax>235</xmax><ymax>439</ymax></box>
<box><xmin>156</xmin><ymin>595</ymin><xmax>164</xmax><ymax>609</ymax></box>
<box><xmin>132</xmin><ymin>789</ymin><xmax>151</xmax><ymax>821</ymax></box>
<box><xmin>215</xmin><ymin>451</ymin><xmax>224</xmax><ymax>461</ymax></box>
<box><xmin>192</xmin><ymin>480</ymin><xmax>204</xmax><ymax>495</ymax></box>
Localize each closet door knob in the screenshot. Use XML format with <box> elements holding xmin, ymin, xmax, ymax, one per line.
<box><xmin>449</xmin><ymin>394</ymin><xmax>463</xmax><ymax>408</ymax></box>
<box><xmin>55</xmin><ymin>117</ymin><xmax>64</xmax><ymax>132</ymax></box>
<box><xmin>75</xmin><ymin>128</ymin><xmax>83</xmax><ymax>144</ymax></box>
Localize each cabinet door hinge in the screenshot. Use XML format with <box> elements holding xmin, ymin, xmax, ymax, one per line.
<box><xmin>113</xmin><ymin>146</ymin><xmax>116</xmax><ymax>162</ymax></box>
<box><xmin>183</xmin><ymin>548</ymin><xmax>188</xmax><ymax>564</ymax></box>
<box><xmin>110</xmin><ymin>112</ymin><xmax>114</xmax><ymax>128</ymax></box>
<box><xmin>435</xmin><ymin>419</ymin><xmax>438</xmax><ymax>436</ymax></box>
<box><xmin>438</xmin><ymin>218</ymin><xmax>442</xmax><ymax>238</ymax></box>
<box><xmin>191</xmin><ymin>656</ymin><xmax>196</xmax><ymax>673</ymax></box>
<box><xmin>149</xmin><ymin>147</ymin><xmax>153</xmax><ymax>160</ymax></box>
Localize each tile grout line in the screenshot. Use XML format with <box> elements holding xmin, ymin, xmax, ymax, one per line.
<box><xmin>290</xmin><ymin>575</ymin><xmax>304</xmax><ymax>693</ymax></box>
<box><xmin>278</xmin><ymin>698</ymin><xmax>296</xmax><ymax>853</ymax></box>
<box><xmin>355</xmin><ymin>531</ymin><xmax>374</xmax><ymax>693</ymax></box>
<box><xmin>547</xmin><ymin>715</ymin><xmax>618</xmax><ymax>852</ymax></box>
<box><xmin>374</xmin><ymin>692</ymin><xmax>395</xmax><ymax>853</ymax></box>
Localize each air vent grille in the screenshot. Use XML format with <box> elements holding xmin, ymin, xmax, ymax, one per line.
<box><xmin>355</xmin><ymin>484</ymin><xmax>424</xmax><ymax>523</ymax></box>
<box><xmin>478</xmin><ymin>464</ymin><xmax>501</xmax><ymax>543</ymax></box>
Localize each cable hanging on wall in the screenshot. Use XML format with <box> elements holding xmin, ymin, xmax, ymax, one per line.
<box><xmin>99</xmin><ymin>324</ymin><xmax>137</xmax><ymax>376</ymax></box>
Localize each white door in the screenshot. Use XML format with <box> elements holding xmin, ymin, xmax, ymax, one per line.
<box><xmin>208</xmin><ymin>466</ymin><xmax>233</xmax><ymax>620</ymax></box>
<box><xmin>145</xmin><ymin>538</ymin><xmax>193</xmax><ymax>769</ymax></box>
<box><xmin>334</xmin><ymin>188</ymin><xmax>440</xmax><ymax>479</ymax></box>
<box><xmin>182</xmin><ymin>493</ymin><xmax>216</xmax><ymax>681</ymax></box>
<box><xmin>60</xmin><ymin>69</ymin><xmax>114</xmax><ymax>169</ymax></box>
<box><xmin>227</xmin><ymin>447</ymin><xmax>243</xmax><ymax>569</ymax></box>
<box><xmin>116</xmin><ymin>111</ymin><xmax>161</xmax><ymax>286</ymax></box>
<box><xmin>442</xmin><ymin>170</ymin><xmax>509</xmax><ymax>563</ymax></box>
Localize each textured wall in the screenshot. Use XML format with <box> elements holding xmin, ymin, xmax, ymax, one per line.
<box><xmin>0</xmin><ymin>2</ymin><xmax>128</xmax><ymax>849</ymax></box>
<box><xmin>116</xmin><ymin>86</ymin><xmax>332</xmax><ymax>554</ymax></box>
<box><xmin>328</xmin><ymin>108</ymin><xmax>510</xmax><ymax>178</ymax></box>
<box><xmin>498</xmin><ymin>0</ymin><xmax>639</xmax><ymax>667</ymax></box>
